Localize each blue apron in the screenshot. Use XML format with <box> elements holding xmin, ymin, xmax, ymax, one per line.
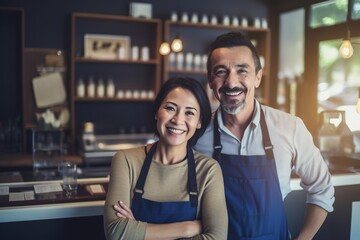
<box><xmin>131</xmin><ymin>142</ymin><xmax>198</xmax><ymax>224</ymax></box>
<box><xmin>213</xmin><ymin>108</ymin><xmax>289</xmax><ymax>240</ymax></box>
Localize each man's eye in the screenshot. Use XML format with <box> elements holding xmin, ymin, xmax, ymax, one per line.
<box><xmin>214</xmin><ymin>69</ymin><xmax>227</xmax><ymax>77</ymax></box>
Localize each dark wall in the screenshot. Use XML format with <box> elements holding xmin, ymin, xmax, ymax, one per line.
<box><xmin>0</xmin><ymin>0</ymin><xmax>268</xmax><ymax>49</ymax></box>
<box><xmin>0</xmin><ymin>0</ymin><xmax>268</xmax><ymax>152</ymax></box>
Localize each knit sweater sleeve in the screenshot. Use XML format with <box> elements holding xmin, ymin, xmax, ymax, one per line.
<box><xmin>103</xmin><ymin>148</ymin><xmax>147</xmax><ymax>240</ymax></box>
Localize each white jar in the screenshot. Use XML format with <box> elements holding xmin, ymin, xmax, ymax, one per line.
<box><xmin>254</xmin><ymin>17</ymin><xmax>261</xmax><ymax>28</ymax></box>
<box><xmin>201</xmin><ymin>14</ymin><xmax>209</xmax><ymax>24</ymax></box>
<box><xmin>211</xmin><ymin>15</ymin><xmax>218</xmax><ymax>25</ymax></box>
<box><xmin>77</xmin><ymin>77</ymin><xmax>85</xmax><ymax>97</ymax></box>
<box><xmin>181</xmin><ymin>12</ymin><xmax>189</xmax><ymax>22</ymax></box>
<box><xmin>194</xmin><ymin>54</ymin><xmax>201</xmax><ymax>70</ymax></box>
<box><xmin>141</xmin><ymin>46</ymin><xmax>150</xmax><ymax>61</ymax></box>
<box><xmin>106</xmin><ymin>78</ymin><xmax>115</xmax><ymax>97</ymax></box>
<box><xmin>171</xmin><ymin>12</ymin><xmax>178</xmax><ymax>21</ymax></box>
<box><xmin>191</xmin><ymin>13</ymin><xmax>199</xmax><ymax>23</ymax></box>
<box><xmin>223</xmin><ymin>15</ymin><xmax>230</xmax><ymax>26</ymax></box>
<box><xmin>185</xmin><ymin>52</ymin><xmax>193</xmax><ymax>70</ymax></box>
<box><xmin>232</xmin><ymin>16</ymin><xmax>239</xmax><ymax>26</ymax></box>
<box><xmin>87</xmin><ymin>77</ymin><xmax>95</xmax><ymax>98</ymax></box>
<box><xmin>97</xmin><ymin>78</ymin><xmax>105</xmax><ymax>98</ymax></box>
<box><xmin>241</xmin><ymin>17</ymin><xmax>248</xmax><ymax>27</ymax></box>
<box><xmin>132</xmin><ymin>46</ymin><xmax>139</xmax><ymax>60</ymax></box>
<box><xmin>176</xmin><ymin>52</ymin><xmax>184</xmax><ymax>70</ymax></box>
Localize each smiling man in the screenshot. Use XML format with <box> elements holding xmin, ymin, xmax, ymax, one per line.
<box><xmin>195</xmin><ymin>32</ymin><xmax>335</xmax><ymax>240</ymax></box>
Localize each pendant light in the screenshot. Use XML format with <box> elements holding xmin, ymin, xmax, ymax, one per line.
<box><xmin>171</xmin><ymin>36</ymin><xmax>183</xmax><ymax>52</ymax></box>
<box><xmin>159</xmin><ymin>41</ymin><xmax>171</xmax><ymax>56</ymax></box>
<box><xmin>339</xmin><ymin>0</ymin><xmax>360</xmax><ymax>59</ymax></box>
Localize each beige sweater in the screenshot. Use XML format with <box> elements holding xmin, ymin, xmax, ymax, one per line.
<box><xmin>104</xmin><ymin>146</ymin><xmax>228</xmax><ymax>240</ymax></box>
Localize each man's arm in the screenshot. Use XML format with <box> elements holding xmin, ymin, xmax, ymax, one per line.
<box><xmin>295</xmin><ymin>204</ymin><xmax>328</xmax><ymax>240</ymax></box>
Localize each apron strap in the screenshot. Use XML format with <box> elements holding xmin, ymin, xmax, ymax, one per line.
<box><xmin>259</xmin><ymin>107</ymin><xmax>275</xmax><ymax>160</ymax></box>
<box><xmin>212</xmin><ymin>107</ymin><xmax>275</xmax><ymax>161</ymax></box>
<box><xmin>187</xmin><ymin>144</ymin><xmax>198</xmax><ymax>208</ymax></box>
<box><xmin>133</xmin><ymin>142</ymin><xmax>198</xmax><ymax>208</ymax></box>
<box><xmin>133</xmin><ymin>142</ymin><xmax>158</xmax><ymax>202</ymax></box>
<box><xmin>213</xmin><ymin>112</ymin><xmax>222</xmax><ymax>160</ymax></box>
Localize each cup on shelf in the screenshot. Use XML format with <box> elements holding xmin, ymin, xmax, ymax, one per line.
<box><xmin>261</xmin><ymin>18</ymin><xmax>268</xmax><ymax>28</ymax></box>
<box><xmin>194</xmin><ymin>54</ymin><xmax>201</xmax><ymax>70</ymax></box>
<box><xmin>223</xmin><ymin>15</ymin><xmax>230</xmax><ymax>26</ymax></box>
<box><xmin>141</xmin><ymin>46</ymin><xmax>149</xmax><ymax>61</ymax></box>
<box><xmin>241</xmin><ymin>17</ymin><xmax>248</xmax><ymax>27</ymax></box>
<box><xmin>61</xmin><ymin>161</ymin><xmax>78</xmax><ymax>192</ymax></box>
<box><xmin>191</xmin><ymin>13</ymin><xmax>199</xmax><ymax>23</ymax></box>
<box><xmin>171</xmin><ymin>11</ymin><xmax>178</xmax><ymax>21</ymax></box>
<box><xmin>87</xmin><ymin>77</ymin><xmax>95</xmax><ymax>97</ymax></box>
<box><xmin>132</xmin><ymin>46</ymin><xmax>139</xmax><ymax>60</ymax></box>
<box><xmin>118</xmin><ymin>46</ymin><xmax>126</xmax><ymax>59</ymax></box>
<box><xmin>77</xmin><ymin>77</ymin><xmax>85</xmax><ymax>97</ymax></box>
<box><xmin>185</xmin><ymin>52</ymin><xmax>193</xmax><ymax>70</ymax></box>
<box><xmin>254</xmin><ymin>17</ymin><xmax>261</xmax><ymax>28</ymax></box>
<box><xmin>232</xmin><ymin>16</ymin><xmax>239</xmax><ymax>26</ymax></box>
<box><xmin>201</xmin><ymin>14</ymin><xmax>209</xmax><ymax>24</ymax></box>
<box><xmin>176</xmin><ymin>52</ymin><xmax>184</xmax><ymax>70</ymax></box>
<box><xmin>181</xmin><ymin>12</ymin><xmax>189</xmax><ymax>22</ymax></box>
<box><xmin>210</xmin><ymin>15</ymin><xmax>218</xmax><ymax>25</ymax></box>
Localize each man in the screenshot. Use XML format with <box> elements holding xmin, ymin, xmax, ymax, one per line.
<box><xmin>194</xmin><ymin>32</ymin><xmax>334</xmax><ymax>240</ymax></box>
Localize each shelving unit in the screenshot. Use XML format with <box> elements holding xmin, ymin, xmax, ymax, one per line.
<box><xmin>70</xmin><ymin>13</ymin><xmax>161</xmax><ymax>151</ymax></box>
<box><xmin>163</xmin><ymin>20</ymin><xmax>271</xmax><ymax>104</ymax></box>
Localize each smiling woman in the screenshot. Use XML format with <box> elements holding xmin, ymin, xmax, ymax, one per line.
<box><xmin>103</xmin><ymin>77</ymin><xmax>228</xmax><ymax>240</ymax></box>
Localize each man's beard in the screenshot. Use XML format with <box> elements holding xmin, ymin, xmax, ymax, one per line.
<box><xmin>221</xmin><ymin>98</ymin><xmax>246</xmax><ymax>115</ymax></box>
<box><xmin>218</xmin><ymin>86</ymin><xmax>247</xmax><ymax>115</ymax></box>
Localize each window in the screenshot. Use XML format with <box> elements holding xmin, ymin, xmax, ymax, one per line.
<box><xmin>318</xmin><ymin>38</ymin><xmax>360</xmax><ymax>134</ymax></box>
<box><xmin>310</xmin><ymin>0</ymin><xmax>348</xmax><ymax>28</ymax></box>
<box><xmin>353</xmin><ymin>0</ymin><xmax>360</xmax><ymax>19</ymax></box>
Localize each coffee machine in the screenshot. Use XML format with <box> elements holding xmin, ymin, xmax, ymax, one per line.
<box><xmin>317</xmin><ymin>110</ymin><xmax>354</xmax><ymax>154</ymax></box>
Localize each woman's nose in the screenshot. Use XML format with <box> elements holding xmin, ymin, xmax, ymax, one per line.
<box><xmin>171</xmin><ymin>112</ymin><xmax>184</xmax><ymax>124</ymax></box>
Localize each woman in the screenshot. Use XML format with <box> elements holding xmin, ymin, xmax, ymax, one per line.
<box><xmin>104</xmin><ymin>77</ymin><xmax>228</xmax><ymax>239</ymax></box>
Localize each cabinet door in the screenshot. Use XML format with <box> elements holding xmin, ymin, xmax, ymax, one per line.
<box><xmin>70</xmin><ymin>13</ymin><xmax>161</xmax><ymax>150</ymax></box>
<box><xmin>163</xmin><ymin>20</ymin><xmax>270</xmax><ymax>105</ymax></box>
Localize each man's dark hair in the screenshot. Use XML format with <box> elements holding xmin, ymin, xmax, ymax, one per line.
<box><xmin>207</xmin><ymin>31</ymin><xmax>262</xmax><ymax>80</ymax></box>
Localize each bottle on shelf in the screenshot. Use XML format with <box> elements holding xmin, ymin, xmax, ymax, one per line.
<box><xmin>76</xmin><ymin>76</ymin><xmax>85</xmax><ymax>97</ymax></box>
<box><xmin>97</xmin><ymin>77</ymin><xmax>105</xmax><ymax>98</ymax></box>
<box><xmin>106</xmin><ymin>78</ymin><xmax>115</xmax><ymax>97</ymax></box>
<box><xmin>87</xmin><ymin>76</ymin><xmax>95</xmax><ymax>98</ymax></box>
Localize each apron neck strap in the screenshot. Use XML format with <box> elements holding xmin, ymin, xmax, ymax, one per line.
<box><xmin>133</xmin><ymin>142</ymin><xmax>198</xmax><ymax>208</ymax></box>
<box><xmin>212</xmin><ymin>107</ymin><xmax>275</xmax><ymax>161</ymax></box>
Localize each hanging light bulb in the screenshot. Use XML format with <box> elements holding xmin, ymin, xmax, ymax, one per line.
<box><xmin>159</xmin><ymin>42</ymin><xmax>171</xmax><ymax>56</ymax></box>
<box><xmin>339</xmin><ymin>38</ymin><xmax>354</xmax><ymax>59</ymax></box>
<box><xmin>171</xmin><ymin>37</ymin><xmax>183</xmax><ymax>52</ymax></box>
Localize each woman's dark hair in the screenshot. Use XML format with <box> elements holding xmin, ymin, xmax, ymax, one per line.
<box><xmin>206</xmin><ymin>31</ymin><xmax>262</xmax><ymax>80</ymax></box>
<box><xmin>153</xmin><ymin>77</ymin><xmax>211</xmax><ymax>146</ymax></box>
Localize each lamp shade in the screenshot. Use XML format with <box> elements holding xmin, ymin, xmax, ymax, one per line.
<box><xmin>171</xmin><ymin>38</ymin><xmax>183</xmax><ymax>52</ymax></box>
<box><xmin>339</xmin><ymin>39</ymin><xmax>354</xmax><ymax>59</ymax></box>
<box><xmin>159</xmin><ymin>42</ymin><xmax>171</xmax><ymax>55</ymax></box>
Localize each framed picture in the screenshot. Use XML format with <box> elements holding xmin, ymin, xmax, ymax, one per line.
<box><xmin>84</xmin><ymin>34</ymin><xmax>130</xmax><ymax>60</ymax></box>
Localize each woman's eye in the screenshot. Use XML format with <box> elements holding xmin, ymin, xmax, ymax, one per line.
<box><xmin>186</xmin><ymin>111</ymin><xmax>195</xmax><ymax>116</ymax></box>
<box><xmin>164</xmin><ymin>105</ymin><xmax>175</xmax><ymax>111</ymax></box>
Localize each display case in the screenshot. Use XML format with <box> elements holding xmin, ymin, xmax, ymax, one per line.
<box><xmin>162</xmin><ymin>19</ymin><xmax>271</xmax><ymax>104</ymax></box>
<box><xmin>70</xmin><ymin>13</ymin><xmax>162</xmax><ymax>151</ymax></box>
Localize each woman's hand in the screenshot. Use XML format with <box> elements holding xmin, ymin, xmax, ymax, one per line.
<box><xmin>113</xmin><ymin>201</ymin><xmax>135</xmax><ymax>220</ymax></box>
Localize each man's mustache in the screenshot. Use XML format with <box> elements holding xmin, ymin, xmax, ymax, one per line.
<box><xmin>219</xmin><ymin>86</ymin><xmax>247</xmax><ymax>94</ymax></box>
